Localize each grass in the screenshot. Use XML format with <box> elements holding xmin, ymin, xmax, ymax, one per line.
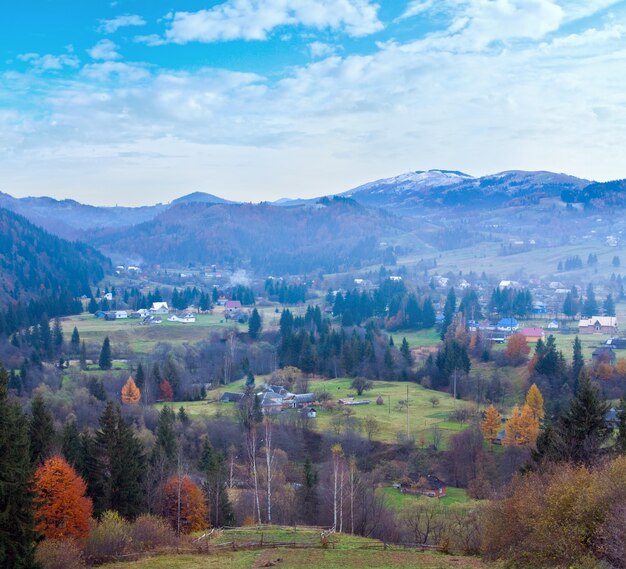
<box><xmin>170</xmin><ymin>377</ymin><xmax>472</xmax><ymax>447</ymax></box>
<box><xmin>379</xmin><ymin>486</ymin><xmax>473</xmax><ymax>510</ymax></box>
<box><xmin>100</xmin><ymin>526</ymin><xmax>491</xmax><ymax>569</ymax></box>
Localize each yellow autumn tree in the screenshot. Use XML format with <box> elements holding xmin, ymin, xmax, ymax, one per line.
<box><xmin>121</xmin><ymin>376</ymin><xmax>141</xmax><ymax>405</ymax></box>
<box><xmin>481</xmin><ymin>404</ymin><xmax>502</xmax><ymax>443</ymax></box>
<box><xmin>504</xmin><ymin>404</ymin><xmax>539</xmax><ymax>448</ymax></box>
<box><xmin>525</xmin><ymin>384</ymin><xmax>545</xmax><ymax>421</ymax></box>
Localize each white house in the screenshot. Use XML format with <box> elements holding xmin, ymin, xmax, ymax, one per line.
<box><xmin>150</xmin><ymin>302</ymin><xmax>170</xmax><ymax>314</ymax></box>
<box><xmin>168</xmin><ymin>313</ymin><xmax>196</xmax><ymax>323</ymax></box>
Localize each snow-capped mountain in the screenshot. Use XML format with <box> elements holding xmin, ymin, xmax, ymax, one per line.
<box><xmin>342</xmin><ymin>169</ymin><xmax>591</xmax><ymax>211</ymax></box>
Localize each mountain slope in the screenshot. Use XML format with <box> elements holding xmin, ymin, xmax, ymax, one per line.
<box><xmin>0</xmin><ymin>207</ymin><xmax>110</xmax><ymax>308</ymax></box>
<box><xmin>343</xmin><ymin>170</ymin><xmax>591</xmax><ymax>211</ymax></box>
<box><xmin>89</xmin><ymin>197</ymin><xmax>409</xmax><ymax>274</ymax></box>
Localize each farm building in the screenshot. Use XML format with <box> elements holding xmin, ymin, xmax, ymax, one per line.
<box><xmin>521</xmin><ymin>327</ymin><xmax>545</xmax><ymax>342</ymax></box>
<box><xmin>105</xmin><ymin>310</ymin><xmax>128</xmax><ymax>320</ymax></box>
<box><xmin>220</xmin><ymin>392</ymin><xmax>244</xmax><ymax>403</ymax></box>
<box><xmin>225</xmin><ymin>300</ymin><xmax>243</xmax><ymax>313</ymax></box>
<box><xmin>399</xmin><ymin>475</ymin><xmax>447</xmax><ymax>498</ymax></box>
<box><xmin>168</xmin><ymin>313</ymin><xmax>196</xmax><ymax>323</ymax></box>
<box><xmin>578</xmin><ymin>316</ymin><xmax>618</xmax><ymax>335</ymax></box>
<box><xmin>150</xmin><ymin>302</ymin><xmax>170</xmax><ymax>314</ymax></box>
<box><xmin>497</xmin><ymin>318</ymin><xmax>519</xmax><ymax>332</ymax></box>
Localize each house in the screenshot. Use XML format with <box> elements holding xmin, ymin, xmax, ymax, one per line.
<box><xmin>399</xmin><ymin>475</ymin><xmax>447</xmax><ymax>498</ymax></box>
<box><xmin>220</xmin><ymin>392</ymin><xmax>244</xmax><ymax>403</ymax></box>
<box><xmin>142</xmin><ymin>315</ymin><xmax>162</xmax><ymax>325</ymax></box>
<box><xmin>225</xmin><ymin>300</ymin><xmax>242</xmax><ymax>313</ymax></box>
<box><xmin>592</xmin><ymin>346</ymin><xmax>616</xmax><ymax>364</ymax></box>
<box><xmin>102</xmin><ymin>292</ymin><xmax>113</xmax><ymax>301</ymax></box>
<box><xmin>547</xmin><ymin>320</ymin><xmax>559</xmax><ymax>330</ymax></box>
<box><xmin>258</xmin><ymin>391</ymin><xmax>285</xmax><ymax>414</ymax></box>
<box><xmin>493</xmin><ymin>430</ymin><xmax>506</xmax><ymax>445</ymax></box>
<box><xmin>578</xmin><ymin>316</ymin><xmax>618</xmax><ymax>335</ymax></box>
<box><xmin>107</xmin><ymin>310</ymin><xmax>128</xmax><ymax>320</ymax></box>
<box><xmin>168</xmin><ymin>313</ymin><xmax>196</xmax><ymax>323</ymax></box>
<box><xmin>497</xmin><ymin>318</ymin><xmax>519</xmax><ymax>332</ymax></box>
<box><xmin>521</xmin><ymin>327</ymin><xmax>545</xmax><ymax>342</ymax></box>
<box><xmin>605</xmin><ymin>338</ymin><xmax>626</xmax><ymax>349</ymax></box>
<box><xmin>150</xmin><ymin>302</ymin><xmax>170</xmax><ymax>314</ymax></box>
<box><xmin>292</xmin><ymin>393</ymin><xmax>317</xmax><ymax>408</ymax></box>
<box><xmin>499</xmin><ymin>280</ymin><xmax>519</xmax><ymax>289</ymax></box>
<box><xmin>305</xmin><ymin>408</ymin><xmax>317</xmax><ymax>419</ymax></box>
<box><xmin>338</xmin><ymin>398</ymin><xmax>371</xmax><ymax>406</ymax></box>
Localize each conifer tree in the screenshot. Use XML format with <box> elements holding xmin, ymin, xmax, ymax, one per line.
<box><xmin>135</xmin><ymin>362</ymin><xmax>145</xmax><ymax>390</ymax></box>
<box><xmin>526</xmin><ymin>384</ymin><xmax>545</xmax><ymax>422</ymax></box>
<box><xmin>572</xmin><ymin>336</ymin><xmax>585</xmax><ymax>390</ymax></box>
<box><xmin>616</xmin><ymin>394</ymin><xmax>626</xmax><ymax>453</ymax></box>
<box><xmin>400</xmin><ymin>337</ymin><xmax>413</xmax><ymax>365</ymax></box>
<box><xmin>98</xmin><ymin>336</ymin><xmax>112</xmax><ymax>370</ymax></box>
<box><xmin>199</xmin><ymin>437</ymin><xmax>235</xmax><ymax>527</ymax></box>
<box><xmin>0</xmin><ymin>366</ymin><xmax>38</xmax><ymax>569</ymax></box>
<box><xmin>70</xmin><ymin>326</ymin><xmax>80</xmax><ymax>353</ymax></box>
<box><xmin>29</xmin><ymin>394</ymin><xmax>55</xmax><ymax>465</ymax></box>
<box><xmin>79</xmin><ymin>340</ymin><xmax>87</xmax><ymax>370</ymax></box>
<box><xmin>86</xmin><ymin>402</ymin><xmax>145</xmax><ymax>518</ymax></box>
<box><xmin>153</xmin><ymin>406</ymin><xmax>178</xmax><ymax>469</ymax></box>
<box><xmin>248</xmin><ymin>308</ymin><xmax>262</xmax><ymax>339</ymax></box>
<box><xmin>61</xmin><ymin>420</ymin><xmax>84</xmax><ymax>471</ymax></box>
<box><xmin>440</xmin><ymin>288</ymin><xmax>456</xmax><ymax>340</ymax></box>
<box><xmin>556</xmin><ymin>370</ymin><xmax>611</xmax><ymax>464</ymax></box>
<box><xmin>481</xmin><ymin>404</ymin><xmax>501</xmax><ymax>443</ymax></box>
<box><xmin>52</xmin><ymin>318</ymin><xmax>63</xmax><ymax>352</ymax></box>
<box><xmin>121</xmin><ymin>377</ymin><xmax>141</xmax><ymax>405</ymax></box>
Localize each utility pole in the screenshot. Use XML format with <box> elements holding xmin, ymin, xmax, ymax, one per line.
<box><xmin>406</xmin><ymin>384</ymin><xmax>409</xmax><ymax>438</ymax></box>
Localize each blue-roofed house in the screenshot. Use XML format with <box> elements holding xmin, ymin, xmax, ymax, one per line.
<box><xmin>497</xmin><ymin>318</ymin><xmax>519</xmax><ymax>332</ymax></box>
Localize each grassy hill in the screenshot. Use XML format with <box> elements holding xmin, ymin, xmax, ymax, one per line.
<box><xmin>101</xmin><ymin>526</ymin><xmax>489</xmax><ymax>569</ymax></box>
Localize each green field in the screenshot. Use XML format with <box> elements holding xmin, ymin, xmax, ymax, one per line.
<box><xmin>380</xmin><ymin>486</ymin><xmax>472</xmax><ymax>510</ymax></box>
<box><xmin>100</xmin><ymin>526</ymin><xmax>489</xmax><ymax>569</ymax></box>
<box><xmin>165</xmin><ymin>377</ymin><xmax>471</xmax><ymax>447</ymax></box>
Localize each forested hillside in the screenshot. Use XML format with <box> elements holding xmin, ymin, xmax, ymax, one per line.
<box><xmin>89</xmin><ymin>198</ymin><xmax>408</xmax><ymax>273</ymax></box>
<box><xmin>0</xmin><ymin>208</ymin><xmax>110</xmax><ymax>334</ymax></box>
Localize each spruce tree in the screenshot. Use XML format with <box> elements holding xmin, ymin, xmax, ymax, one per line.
<box><xmin>298</xmin><ymin>457</ymin><xmax>319</xmax><ymax>523</ymax></box>
<box><xmin>199</xmin><ymin>437</ymin><xmax>235</xmax><ymax>527</ymax></box>
<box><xmin>248</xmin><ymin>308</ymin><xmax>262</xmax><ymax>339</ymax></box>
<box><xmin>440</xmin><ymin>288</ymin><xmax>456</xmax><ymax>340</ymax></box>
<box><xmin>555</xmin><ymin>370</ymin><xmax>611</xmax><ymax>464</ymax></box>
<box><xmin>29</xmin><ymin>394</ymin><xmax>55</xmax><ymax>465</ymax></box>
<box><xmin>135</xmin><ymin>363</ymin><xmax>145</xmax><ymax>391</ymax></box>
<box><xmin>61</xmin><ymin>420</ymin><xmax>84</xmax><ymax>472</ymax></box>
<box><xmin>52</xmin><ymin>317</ymin><xmax>63</xmax><ymax>352</ymax></box>
<box><xmin>98</xmin><ymin>336</ymin><xmax>112</xmax><ymax>370</ymax></box>
<box><xmin>603</xmin><ymin>294</ymin><xmax>616</xmax><ymax>317</ymax></box>
<box><xmin>616</xmin><ymin>394</ymin><xmax>626</xmax><ymax>453</ymax></box>
<box><xmin>0</xmin><ymin>366</ymin><xmax>39</xmax><ymax>569</ymax></box>
<box><xmin>80</xmin><ymin>341</ymin><xmax>88</xmax><ymax>370</ymax></box>
<box><xmin>400</xmin><ymin>337</ymin><xmax>413</xmax><ymax>365</ymax></box>
<box><xmin>87</xmin><ymin>402</ymin><xmax>145</xmax><ymax>518</ymax></box>
<box><xmin>571</xmin><ymin>336</ymin><xmax>585</xmax><ymax>390</ymax></box>
<box><xmin>70</xmin><ymin>326</ymin><xmax>80</xmax><ymax>353</ymax></box>
<box><xmin>153</xmin><ymin>406</ymin><xmax>178</xmax><ymax>469</ymax></box>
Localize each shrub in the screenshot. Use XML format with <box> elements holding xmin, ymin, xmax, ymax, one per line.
<box><xmin>130</xmin><ymin>514</ymin><xmax>178</xmax><ymax>552</ymax></box>
<box><xmin>84</xmin><ymin>511</ymin><xmax>130</xmax><ymax>563</ymax></box>
<box><xmin>35</xmin><ymin>539</ymin><xmax>85</xmax><ymax>569</ymax></box>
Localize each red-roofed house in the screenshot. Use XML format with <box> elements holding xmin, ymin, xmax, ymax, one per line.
<box><xmin>521</xmin><ymin>327</ymin><xmax>545</xmax><ymax>342</ymax></box>
<box><xmin>225</xmin><ymin>300</ymin><xmax>242</xmax><ymax>313</ymax></box>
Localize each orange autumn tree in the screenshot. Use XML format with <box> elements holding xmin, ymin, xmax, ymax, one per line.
<box><xmin>162</xmin><ymin>475</ymin><xmax>208</xmax><ymax>534</ymax></box>
<box><xmin>34</xmin><ymin>455</ymin><xmax>93</xmax><ymax>539</ymax></box>
<box><xmin>160</xmin><ymin>380</ymin><xmax>174</xmax><ymax>402</ymax></box>
<box><xmin>121</xmin><ymin>376</ymin><xmax>141</xmax><ymax>404</ymax></box>
<box><xmin>504</xmin><ymin>404</ymin><xmax>539</xmax><ymax>448</ymax></box>
<box><xmin>481</xmin><ymin>404</ymin><xmax>502</xmax><ymax>443</ymax></box>
<box><xmin>506</xmin><ymin>333</ymin><xmax>531</xmax><ymax>366</ymax></box>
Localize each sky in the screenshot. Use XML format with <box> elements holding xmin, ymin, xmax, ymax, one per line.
<box><xmin>1</xmin><ymin>0</ymin><xmax>626</xmax><ymax>206</ymax></box>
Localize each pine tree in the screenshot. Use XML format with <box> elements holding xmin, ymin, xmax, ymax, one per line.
<box><xmin>248</xmin><ymin>308</ymin><xmax>262</xmax><ymax>339</ymax></box>
<box><xmin>70</xmin><ymin>327</ymin><xmax>80</xmax><ymax>353</ymax></box>
<box><xmin>0</xmin><ymin>366</ymin><xmax>39</xmax><ymax>569</ymax></box>
<box><xmin>29</xmin><ymin>394</ymin><xmax>55</xmax><ymax>465</ymax></box>
<box><xmin>98</xmin><ymin>336</ymin><xmax>112</xmax><ymax>370</ymax></box>
<box><xmin>440</xmin><ymin>288</ymin><xmax>456</xmax><ymax>340</ymax></box>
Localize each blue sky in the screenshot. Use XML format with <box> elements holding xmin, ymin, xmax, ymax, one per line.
<box><xmin>1</xmin><ymin>0</ymin><xmax>626</xmax><ymax>205</ymax></box>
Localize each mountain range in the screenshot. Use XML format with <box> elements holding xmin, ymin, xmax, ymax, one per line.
<box><xmin>0</xmin><ymin>168</ymin><xmax>624</xmax><ymax>273</ymax></box>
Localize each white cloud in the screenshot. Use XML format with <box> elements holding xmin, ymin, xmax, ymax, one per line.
<box><xmin>17</xmin><ymin>52</ymin><xmax>79</xmax><ymax>71</ymax></box>
<box><xmin>162</xmin><ymin>0</ymin><xmax>383</xmax><ymax>44</ymax></box>
<box><xmin>88</xmin><ymin>39</ymin><xmax>122</xmax><ymax>60</ymax></box>
<box><xmin>99</xmin><ymin>14</ymin><xmax>146</xmax><ymax>34</ymax></box>
<box><xmin>309</xmin><ymin>41</ymin><xmax>338</xmax><ymax>58</ymax></box>
<box><xmin>80</xmin><ymin>61</ymin><xmax>150</xmax><ymax>82</ymax></box>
